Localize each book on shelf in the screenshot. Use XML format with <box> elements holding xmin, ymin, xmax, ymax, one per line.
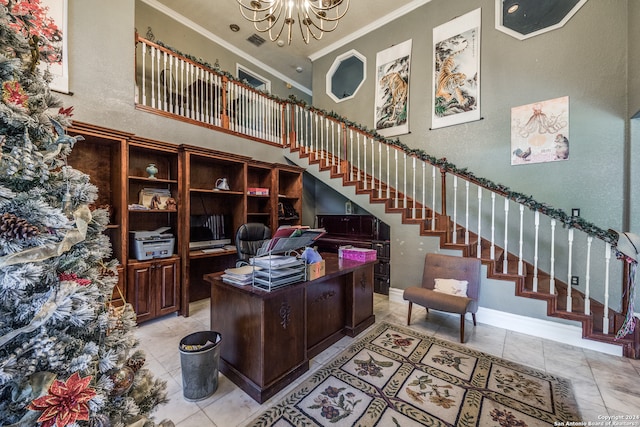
<box><xmin>247</xmin><ymin>187</ymin><xmax>269</xmax><ymax>196</ymax></box>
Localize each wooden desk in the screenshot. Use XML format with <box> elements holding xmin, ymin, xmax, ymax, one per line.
<box><xmin>187</xmin><ymin>248</ymin><xmax>237</xmax><ymax>303</ymax></box>
<box><xmin>204</xmin><ymin>253</ymin><xmax>376</xmax><ymax>403</ymax></box>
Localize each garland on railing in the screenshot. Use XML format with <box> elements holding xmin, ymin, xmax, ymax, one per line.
<box><xmin>138</xmin><ymin>36</ymin><xmax>616</xmax><ymax>245</ymax></box>
<box><xmin>286</xmin><ymin>95</ymin><xmax>617</xmax><ymax>245</ymax></box>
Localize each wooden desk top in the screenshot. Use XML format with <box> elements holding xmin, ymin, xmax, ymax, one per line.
<box><xmin>204</xmin><ymin>252</ymin><xmax>377</xmax><ymax>297</ymax></box>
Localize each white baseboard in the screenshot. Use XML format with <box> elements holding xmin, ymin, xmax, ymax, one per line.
<box><xmin>388</xmin><ymin>287</ymin><xmax>622</xmax><ymax>357</ymax></box>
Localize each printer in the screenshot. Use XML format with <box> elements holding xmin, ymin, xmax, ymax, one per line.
<box><xmin>130</xmin><ymin>227</ymin><xmax>175</xmax><ymax>261</ymax></box>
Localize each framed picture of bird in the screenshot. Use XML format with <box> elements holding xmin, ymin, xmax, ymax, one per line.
<box><xmin>510</xmin><ymin>96</ymin><xmax>569</xmax><ymax>165</ymax></box>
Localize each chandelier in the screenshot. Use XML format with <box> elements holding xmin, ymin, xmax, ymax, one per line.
<box><xmin>236</xmin><ymin>0</ymin><xmax>350</xmax><ymax>45</ymax></box>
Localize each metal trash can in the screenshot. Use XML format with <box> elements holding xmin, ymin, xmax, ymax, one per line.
<box><xmin>179</xmin><ymin>331</ymin><xmax>222</xmax><ymax>401</ymax></box>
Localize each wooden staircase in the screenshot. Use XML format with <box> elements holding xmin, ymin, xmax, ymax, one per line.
<box><xmin>292</xmin><ymin>145</ymin><xmax>640</xmax><ymax>359</ymax></box>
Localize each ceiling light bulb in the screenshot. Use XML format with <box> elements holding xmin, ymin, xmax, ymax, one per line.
<box><xmin>507</xmin><ymin>4</ymin><xmax>519</xmax><ymax>14</ymax></box>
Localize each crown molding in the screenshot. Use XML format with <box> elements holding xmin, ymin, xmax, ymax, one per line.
<box><xmin>308</xmin><ymin>0</ymin><xmax>433</xmax><ymax>62</ymax></box>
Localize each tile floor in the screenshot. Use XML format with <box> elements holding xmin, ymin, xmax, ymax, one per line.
<box><xmin>136</xmin><ymin>294</ymin><xmax>640</xmax><ymax>426</ymax></box>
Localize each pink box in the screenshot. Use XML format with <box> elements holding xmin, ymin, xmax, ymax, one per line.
<box><xmin>341</xmin><ymin>248</ymin><xmax>377</xmax><ymax>262</ymax></box>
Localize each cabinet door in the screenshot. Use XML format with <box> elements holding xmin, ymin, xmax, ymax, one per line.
<box><xmin>348</xmin><ymin>265</ymin><xmax>374</xmax><ymax>333</ymax></box>
<box><xmin>306</xmin><ymin>277</ymin><xmax>345</xmax><ymax>351</ymax></box>
<box><xmin>156</xmin><ymin>258</ymin><xmax>180</xmax><ymax>316</ymax></box>
<box><xmin>128</xmin><ymin>263</ymin><xmax>154</xmax><ymax>323</ymax></box>
<box><xmin>128</xmin><ymin>258</ymin><xmax>179</xmax><ymax>322</ymax></box>
<box><xmin>262</xmin><ymin>288</ymin><xmax>306</xmax><ymax>386</ymax></box>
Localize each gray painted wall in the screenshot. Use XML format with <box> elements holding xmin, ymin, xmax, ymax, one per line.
<box><xmin>312</xmin><ymin>0</ymin><xmax>630</xmax><ymax>233</ymax></box>
<box><xmin>60</xmin><ymin>0</ymin><xmax>302</xmax><ymax>166</ymax></box>
<box><xmin>308</xmin><ymin>1</ymin><xmax>639</xmax><ymax>321</ymax></box>
<box><xmin>629</xmin><ymin>1</ymin><xmax>640</xmax><ymax>234</ymax></box>
<box><xmin>629</xmin><ymin>1</ymin><xmax>640</xmax><ymax>118</ymax></box>
<box><xmin>56</xmin><ymin>0</ymin><xmax>638</xmax><ymax>323</ymax></box>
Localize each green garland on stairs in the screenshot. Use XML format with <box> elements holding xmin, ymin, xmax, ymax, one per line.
<box><xmin>140</xmin><ymin>37</ymin><xmax>617</xmax><ymax>246</ymax></box>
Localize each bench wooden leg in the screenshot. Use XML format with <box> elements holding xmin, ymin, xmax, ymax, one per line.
<box><xmin>407</xmin><ymin>301</ymin><xmax>413</xmax><ymax>325</ymax></box>
<box><xmin>472</xmin><ymin>313</ymin><xmax>477</xmax><ymax>326</ymax></box>
<box><xmin>460</xmin><ymin>314</ymin><xmax>465</xmax><ymax>343</ymax></box>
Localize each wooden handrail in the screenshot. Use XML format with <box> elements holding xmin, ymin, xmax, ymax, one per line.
<box><xmin>134</xmin><ymin>34</ymin><xmax>638</xmax><ymax>357</ymax></box>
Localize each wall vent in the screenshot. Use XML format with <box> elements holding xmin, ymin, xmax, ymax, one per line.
<box><xmin>247</xmin><ymin>33</ymin><xmax>266</xmax><ymax>47</ymax></box>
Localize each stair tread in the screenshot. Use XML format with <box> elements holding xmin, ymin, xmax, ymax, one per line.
<box><xmin>288</xmin><ymin>147</ymin><xmax>635</xmax><ymax>356</ymax></box>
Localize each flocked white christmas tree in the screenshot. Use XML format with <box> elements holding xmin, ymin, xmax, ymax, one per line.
<box><xmin>0</xmin><ymin>1</ymin><xmax>172</xmax><ymax>426</ymax></box>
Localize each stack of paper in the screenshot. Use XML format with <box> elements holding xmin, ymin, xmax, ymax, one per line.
<box><xmin>221</xmin><ymin>265</ymin><xmax>258</xmax><ymax>286</ymax></box>
<box><xmin>250</xmin><ymin>255</ymin><xmax>300</xmax><ymax>269</ymax></box>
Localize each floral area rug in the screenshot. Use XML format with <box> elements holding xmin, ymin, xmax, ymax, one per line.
<box><xmin>246</xmin><ymin>322</ymin><xmax>580</xmax><ymax>426</ymax></box>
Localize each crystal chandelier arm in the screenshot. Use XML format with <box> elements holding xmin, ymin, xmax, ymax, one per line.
<box><xmin>236</xmin><ymin>0</ymin><xmax>349</xmax><ymax>44</ymax></box>
<box><xmin>268</xmin><ymin>13</ymin><xmax>289</xmax><ymax>42</ymax></box>
<box><xmin>298</xmin><ymin>0</ymin><xmax>345</xmax><ymax>41</ymax></box>
<box><xmin>237</xmin><ymin>0</ymin><xmax>285</xmax><ymax>35</ymax></box>
<box><xmin>236</xmin><ymin>0</ymin><xmax>276</xmax><ymax>16</ymax></box>
<box><xmin>307</xmin><ymin>0</ymin><xmax>349</xmax><ymax>22</ymax></box>
<box><xmin>298</xmin><ymin>11</ymin><xmax>335</xmax><ymax>42</ymax></box>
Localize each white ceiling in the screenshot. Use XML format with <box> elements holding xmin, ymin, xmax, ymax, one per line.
<box><xmin>141</xmin><ymin>0</ymin><xmax>432</xmax><ymax>94</ymax></box>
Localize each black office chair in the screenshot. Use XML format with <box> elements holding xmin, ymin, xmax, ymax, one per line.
<box><xmin>235</xmin><ymin>223</ymin><xmax>272</xmax><ymax>265</ymax></box>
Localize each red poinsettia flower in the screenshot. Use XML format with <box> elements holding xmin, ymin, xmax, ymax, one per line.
<box><xmin>27</xmin><ymin>372</ymin><xmax>97</xmax><ymax>427</ymax></box>
<box><xmin>2</xmin><ymin>80</ymin><xmax>28</xmax><ymax>107</ymax></box>
<box><xmin>58</xmin><ymin>106</ymin><xmax>74</xmax><ymax>117</ymax></box>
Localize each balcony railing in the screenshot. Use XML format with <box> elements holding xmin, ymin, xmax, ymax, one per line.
<box><xmin>134</xmin><ymin>34</ymin><xmax>639</xmax><ymax>357</ymax></box>
<box><xmin>135</xmin><ymin>35</ymin><xmax>286</xmax><ymax>145</ymax></box>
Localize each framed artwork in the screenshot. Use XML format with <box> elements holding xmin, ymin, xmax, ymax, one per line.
<box><xmin>432</xmin><ymin>8</ymin><xmax>481</xmax><ymax>129</ymax></box>
<box><xmin>40</xmin><ymin>0</ymin><xmax>69</xmax><ymax>94</ymax></box>
<box><xmin>139</xmin><ymin>188</ymin><xmax>174</xmax><ymax>210</ymax></box>
<box><xmin>510</xmin><ymin>96</ymin><xmax>569</xmax><ymax>166</ymax></box>
<box><xmin>374</xmin><ymin>39</ymin><xmax>412</xmax><ymax>137</ymax></box>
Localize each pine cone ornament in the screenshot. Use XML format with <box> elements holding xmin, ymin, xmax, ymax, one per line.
<box><xmin>126</xmin><ymin>356</ymin><xmax>146</xmax><ymax>373</ymax></box>
<box><xmin>0</xmin><ymin>213</ymin><xmax>39</xmax><ymax>239</ymax></box>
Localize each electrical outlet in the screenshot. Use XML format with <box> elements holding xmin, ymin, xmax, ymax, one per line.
<box><xmin>571</xmin><ymin>276</ymin><xmax>579</xmax><ymax>286</ymax></box>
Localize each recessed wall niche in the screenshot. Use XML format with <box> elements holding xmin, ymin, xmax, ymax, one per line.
<box><xmin>326</xmin><ymin>50</ymin><xmax>366</xmax><ymax>103</ymax></box>
<box><xmin>495</xmin><ymin>0</ymin><xmax>587</xmax><ymax>40</ymax></box>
